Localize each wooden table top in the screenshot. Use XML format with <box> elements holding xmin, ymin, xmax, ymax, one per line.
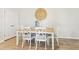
<box><xmin>16</xmin><ymin>27</ymin><xmax>54</xmax><ymax>32</ymax></box>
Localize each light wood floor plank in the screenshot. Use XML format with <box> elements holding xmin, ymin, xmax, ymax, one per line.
<box><xmin>0</xmin><ymin>37</ymin><xmax>79</xmax><ymax>50</ymax></box>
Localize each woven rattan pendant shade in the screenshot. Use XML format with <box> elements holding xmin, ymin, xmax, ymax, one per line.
<box><xmin>35</xmin><ymin>8</ymin><xmax>47</xmax><ymax>21</ymax></box>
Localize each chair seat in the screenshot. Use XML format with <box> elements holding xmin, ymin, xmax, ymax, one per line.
<box><xmin>36</xmin><ymin>39</ymin><xmax>47</xmax><ymax>41</ymax></box>
<box><xmin>23</xmin><ymin>34</ymin><xmax>31</xmax><ymax>38</ymax></box>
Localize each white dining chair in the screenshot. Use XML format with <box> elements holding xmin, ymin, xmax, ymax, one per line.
<box><xmin>35</xmin><ymin>27</ymin><xmax>48</xmax><ymax>50</ymax></box>
<box><xmin>53</xmin><ymin>26</ymin><xmax>59</xmax><ymax>48</ymax></box>
<box><xmin>54</xmin><ymin>32</ymin><xmax>59</xmax><ymax>47</ymax></box>
<box><xmin>22</xmin><ymin>27</ymin><xmax>34</xmax><ymax>49</ymax></box>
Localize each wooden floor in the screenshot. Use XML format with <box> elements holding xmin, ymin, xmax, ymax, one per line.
<box><xmin>0</xmin><ymin>37</ymin><xmax>52</xmax><ymax>50</ymax></box>
<box><xmin>55</xmin><ymin>38</ymin><xmax>79</xmax><ymax>50</ymax></box>
<box><xmin>0</xmin><ymin>37</ymin><xmax>79</xmax><ymax>50</ymax></box>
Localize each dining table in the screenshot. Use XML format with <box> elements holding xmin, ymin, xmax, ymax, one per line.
<box><xmin>16</xmin><ymin>27</ymin><xmax>55</xmax><ymax>50</ymax></box>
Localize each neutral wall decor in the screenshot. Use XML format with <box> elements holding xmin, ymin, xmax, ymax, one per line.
<box><xmin>35</xmin><ymin>8</ymin><xmax>47</xmax><ymax>21</ymax></box>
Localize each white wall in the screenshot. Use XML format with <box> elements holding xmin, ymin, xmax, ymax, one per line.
<box><xmin>19</xmin><ymin>8</ymin><xmax>79</xmax><ymax>38</ymax></box>
<box><xmin>4</xmin><ymin>8</ymin><xmax>19</xmax><ymax>39</ymax></box>
<box><xmin>0</xmin><ymin>8</ymin><xmax>79</xmax><ymax>41</ymax></box>
<box><xmin>0</xmin><ymin>9</ymin><xmax>4</xmax><ymax>41</ymax></box>
<box><xmin>0</xmin><ymin>8</ymin><xmax>19</xmax><ymax>41</ymax></box>
<box><xmin>54</xmin><ymin>8</ymin><xmax>79</xmax><ymax>38</ymax></box>
<box><xmin>19</xmin><ymin>8</ymin><xmax>35</xmax><ymax>27</ymax></box>
<box><xmin>19</xmin><ymin>8</ymin><xmax>55</xmax><ymax>27</ymax></box>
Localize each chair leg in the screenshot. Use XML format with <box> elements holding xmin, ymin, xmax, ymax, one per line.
<box><xmin>56</xmin><ymin>37</ymin><xmax>59</xmax><ymax>47</ymax></box>
<box><xmin>28</xmin><ymin>40</ymin><xmax>30</xmax><ymax>43</ymax></box>
<box><xmin>29</xmin><ymin>40</ymin><xmax>31</xmax><ymax>49</ymax></box>
<box><xmin>47</xmin><ymin>39</ymin><xmax>49</xmax><ymax>46</ymax></box>
<box><xmin>22</xmin><ymin>40</ymin><xmax>25</xmax><ymax>48</ymax></box>
<box><xmin>35</xmin><ymin>41</ymin><xmax>37</xmax><ymax>50</ymax></box>
<box><xmin>39</xmin><ymin>41</ymin><xmax>40</xmax><ymax>47</ymax></box>
<box><xmin>45</xmin><ymin>41</ymin><xmax>47</xmax><ymax>50</ymax></box>
<box><xmin>16</xmin><ymin>32</ymin><xmax>19</xmax><ymax>46</ymax></box>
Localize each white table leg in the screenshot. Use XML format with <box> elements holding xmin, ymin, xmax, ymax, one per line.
<box><xmin>16</xmin><ymin>31</ymin><xmax>19</xmax><ymax>46</ymax></box>
<box><xmin>35</xmin><ymin>41</ymin><xmax>37</xmax><ymax>50</ymax></box>
<box><xmin>52</xmin><ymin>33</ymin><xmax>54</xmax><ymax>50</ymax></box>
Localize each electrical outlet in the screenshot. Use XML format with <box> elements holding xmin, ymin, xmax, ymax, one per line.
<box><xmin>10</xmin><ymin>25</ymin><xmax>14</xmax><ymax>27</ymax></box>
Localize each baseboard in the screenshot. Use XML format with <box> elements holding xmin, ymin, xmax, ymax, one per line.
<box><xmin>58</xmin><ymin>37</ymin><xmax>79</xmax><ymax>40</ymax></box>
<box><xmin>4</xmin><ymin>35</ymin><xmax>16</xmax><ymax>41</ymax></box>
<box><xmin>0</xmin><ymin>36</ymin><xmax>16</xmax><ymax>43</ymax></box>
<box><xmin>0</xmin><ymin>39</ymin><xmax>5</xmax><ymax>43</ymax></box>
<box><xmin>4</xmin><ymin>36</ymin><xmax>16</xmax><ymax>41</ymax></box>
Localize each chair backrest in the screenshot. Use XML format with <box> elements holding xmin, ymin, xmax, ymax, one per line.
<box><xmin>22</xmin><ymin>27</ymin><xmax>31</xmax><ymax>38</ymax></box>
<box><xmin>24</xmin><ymin>27</ymin><xmax>31</xmax><ymax>31</ymax></box>
<box><xmin>35</xmin><ymin>27</ymin><xmax>46</xmax><ymax>32</ymax></box>
<box><xmin>35</xmin><ymin>27</ymin><xmax>47</xmax><ymax>41</ymax></box>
